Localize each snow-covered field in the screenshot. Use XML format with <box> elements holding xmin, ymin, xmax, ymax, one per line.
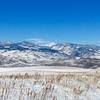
<box><xmin>0</xmin><ymin>66</ymin><xmax>97</xmax><ymax>74</ymax></box>
<box><xmin>0</xmin><ymin>67</ymin><xmax>100</xmax><ymax>100</ymax></box>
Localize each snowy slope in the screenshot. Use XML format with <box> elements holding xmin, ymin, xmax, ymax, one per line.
<box><xmin>0</xmin><ymin>40</ymin><xmax>100</xmax><ymax>68</ymax></box>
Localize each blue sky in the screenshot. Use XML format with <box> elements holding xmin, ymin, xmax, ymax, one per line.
<box><xmin>0</xmin><ymin>0</ymin><xmax>100</xmax><ymax>44</ymax></box>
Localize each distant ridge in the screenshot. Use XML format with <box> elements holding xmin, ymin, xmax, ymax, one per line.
<box><xmin>0</xmin><ymin>40</ymin><xmax>100</xmax><ymax>68</ymax></box>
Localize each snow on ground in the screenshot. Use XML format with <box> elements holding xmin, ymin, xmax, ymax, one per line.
<box><xmin>0</xmin><ymin>66</ymin><xmax>97</xmax><ymax>74</ymax></box>
<box><xmin>0</xmin><ymin>67</ymin><xmax>100</xmax><ymax>100</ymax></box>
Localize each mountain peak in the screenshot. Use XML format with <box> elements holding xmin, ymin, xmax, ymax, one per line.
<box><xmin>0</xmin><ymin>40</ymin><xmax>100</xmax><ymax>68</ymax></box>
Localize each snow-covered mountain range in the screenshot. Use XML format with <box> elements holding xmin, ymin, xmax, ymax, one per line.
<box><xmin>0</xmin><ymin>40</ymin><xmax>100</xmax><ymax>68</ymax></box>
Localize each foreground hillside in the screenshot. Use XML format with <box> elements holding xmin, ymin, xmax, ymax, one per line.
<box><xmin>0</xmin><ymin>68</ymin><xmax>100</xmax><ymax>100</ymax></box>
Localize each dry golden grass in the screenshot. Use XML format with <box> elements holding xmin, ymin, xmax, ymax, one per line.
<box><xmin>0</xmin><ymin>70</ymin><xmax>100</xmax><ymax>100</ymax></box>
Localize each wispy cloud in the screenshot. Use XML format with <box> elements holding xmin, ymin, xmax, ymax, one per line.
<box><xmin>25</xmin><ymin>38</ymin><xmax>56</xmax><ymax>46</ymax></box>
